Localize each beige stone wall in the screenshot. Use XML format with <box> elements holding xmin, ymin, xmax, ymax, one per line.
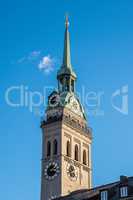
<box><xmin>41</xmin><ymin>122</ymin><xmax>62</xmax><ymax>200</ymax></box>
<box><xmin>42</xmin><ymin>122</ymin><xmax>62</xmax><ymax>160</ymax></box>
<box><xmin>40</xmin><ymin>119</ymin><xmax>92</xmax><ymax>199</ymax></box>
<box><xmin>61</xmin><ymin>123</ymin><xmax>92</xmax><ymax>196</ymax></box>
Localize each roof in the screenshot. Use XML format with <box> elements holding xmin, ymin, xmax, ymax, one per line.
<box><xmin>54</xmin><ymin>176</ymin><xmax>133</xmax><ymax>200</ymax></box>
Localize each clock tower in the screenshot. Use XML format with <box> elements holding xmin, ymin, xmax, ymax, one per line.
<box><xmin>40</xmin><ymin>16</ymin><xmax>92</xmax><ymax>200</ymax></box>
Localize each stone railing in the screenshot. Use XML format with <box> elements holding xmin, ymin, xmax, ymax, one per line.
<box><xmin>62</xmin><ymin>115</ymin><xmax>92</xmax><ymax>138</ymax></box>
<box><xmin>41</xmin><ymin>114</ymin><xmax>92</xmax><ymax>139</ymax></box>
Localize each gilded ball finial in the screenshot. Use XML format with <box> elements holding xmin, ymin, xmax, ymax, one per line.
<box><xmin>65</xmin><ymin>13</ymin><xmax>69</xmax><ymax>28</ymax></box>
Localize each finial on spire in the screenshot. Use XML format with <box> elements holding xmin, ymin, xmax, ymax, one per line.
<box><xmin>65</xmin><ymin>14</ymin><xmax>69</xmax><ymax>29</ymax></box>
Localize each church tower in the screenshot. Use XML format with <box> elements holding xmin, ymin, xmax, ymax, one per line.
<box><xmin>40</xmin><ymin>16</ymin><xmax>92</xmax><ymax>200</ymax></box>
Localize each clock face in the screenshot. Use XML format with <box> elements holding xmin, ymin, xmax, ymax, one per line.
<box><xmin>72</xmin><ymin>101</ymin><xmax>78</xmax><ymax>110</ymax></box>
<box><xmin>44</xmin><ymin>162</ymin><xmax>60</xmax><ymax>180</ymax></box>
<box><xmin>49</xmin><ymin>94</ymin><xmax>60</xmax><ymax>107</ymax></box>
<box><xmin>66</xmin><ymin>162</ymin><xmax>78</xmax><ymax>181</ymax></box>
<box><xmin>69</xmin><ymin>96</ymin><xmax>81</xmax><ymax>115</ymax></box>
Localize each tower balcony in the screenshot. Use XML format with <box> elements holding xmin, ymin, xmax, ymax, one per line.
<box><xmin>41</xmin><ymin>113</ymin><xmax>92</xmax><ymax>139</ymax></box>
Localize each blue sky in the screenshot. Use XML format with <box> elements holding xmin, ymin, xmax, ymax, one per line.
<box><xmin>0</xmin><ymin>0</ymin><xmax>133</xmax><ymax>199</ymax></box>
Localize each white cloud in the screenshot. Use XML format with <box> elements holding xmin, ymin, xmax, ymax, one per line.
<box><xmin>28</xmin><ymin>51</ymin><xmax>41</xmax><ymax>61</ymax></box>
<box><xmin>17</xmin><ymin>50</ymin><xmax>41</xmax><ymax>64</ymax></box>
<box><xmin>38</xmin><ymin>55</ymin><xmax>55</xmax><ymax>74</ymax></box>
<box><xmin>12</xmin><ymin>51</ymin><xmax>55</xmax><ymax>75</ymax></box>
<box><xmin>17</xmin><ymin>57</ymin><xmax>26</xmax><ymax>64</ymax></box>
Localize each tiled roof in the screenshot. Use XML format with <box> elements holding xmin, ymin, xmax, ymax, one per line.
<box><xmin>54</xmin><ymin>176</ymin><xmax>133</xmax><ymax>200</ymax></box>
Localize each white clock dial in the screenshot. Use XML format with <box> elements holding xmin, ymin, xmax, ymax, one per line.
<box><xmin>69</xmin><ymin>96</ymin><xmax>82</xmax><ymax>116</ymax></box>
<box><xmin>44</xmin><ymin>162</ymin><xmax>60</xmax><ymax>180</ymax></box>
<box><xmin>66</xmin><ymin>162</ymin><xmax>78</xmax><ymax>181</ymax></box>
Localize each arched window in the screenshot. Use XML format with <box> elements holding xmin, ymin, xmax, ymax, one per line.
<box><xmin>66</xmin><ymin>141</ymin><xmax>71</xmax><ymax>157</ymax></box>
<box><xmin>83</xmin><ymin>150</ymin><xmax>87</xmax><ymax>165</ymax></box>
<box><xmin>71</xmin><ymin>79</ymin><xmax>74</xmax><ymax>92</ymax></box>
<box><xmin>53</xmin><ymin>139</ymin><xmax>58</xmax><ymax>155</ymax></box>
<box><xmin>47</xmin><ymin>141</ymin><xmax>51</xmax><ymax>157</ymax></box>
<box><xmin>75</xmin><ymin>144</ymin><xmax>79</xmax><ymax>161</ymax></box>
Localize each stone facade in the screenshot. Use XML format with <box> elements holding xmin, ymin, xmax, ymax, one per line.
<box><xmin>39</xmin><ymin>17</ymin><xmax>133</xmax><ymax>200</ymax></box>
<box><xmin>54</xmin><ymin>176</ymin><xmax>133</xmax><ymax>200</ymax></box>
<box><xmin>40</xmin><ymin>109</ymin><xmax>92</xmax><ymax>200</ymax></box>
<box><xmin>40</xmin><ymin>17</ymin><xmax>92</xmax><ymax>200</ymax></box>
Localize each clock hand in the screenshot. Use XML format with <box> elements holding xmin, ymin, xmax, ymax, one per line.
<box><xmin>50</xmin><ymin>167</ymin><xmax>56</xmax><ymax>172</ymax></box>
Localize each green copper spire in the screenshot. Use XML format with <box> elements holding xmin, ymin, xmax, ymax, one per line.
<box><xmin>57</xmin><ymin>16</ymin><xmax>77</xmax><ymax>79</ymax></box>
<box><xmin>63</xmin><ymin>15</ymin><xmax>71</xmax><ymax>69</ymax></box>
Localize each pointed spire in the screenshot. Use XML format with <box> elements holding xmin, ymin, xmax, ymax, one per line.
<box><xmin>62</xmin><ymin>15</ymin><xmax>72</xmax><ymax>69</ymax></box>
<box><xmin>57</xmin><ymin>15</ymin><xmax>77</xmax><ymax>79</ymax></box>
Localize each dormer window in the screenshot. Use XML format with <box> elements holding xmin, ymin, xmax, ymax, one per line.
<box><xmin>100</xmin><ymin>190</ymin><xmax>108</xmax><ymax>200</ymax></box>
<box><xmin>120</xmin><ymin>186</ymin><xmax>128</xmax><ymax>198</ymax></box>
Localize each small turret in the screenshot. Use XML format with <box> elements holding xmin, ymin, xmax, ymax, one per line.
<box><xmin>57</xmin><ymin>16</ymin><xmax>77</xmax><ymax>93</ymax></box>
